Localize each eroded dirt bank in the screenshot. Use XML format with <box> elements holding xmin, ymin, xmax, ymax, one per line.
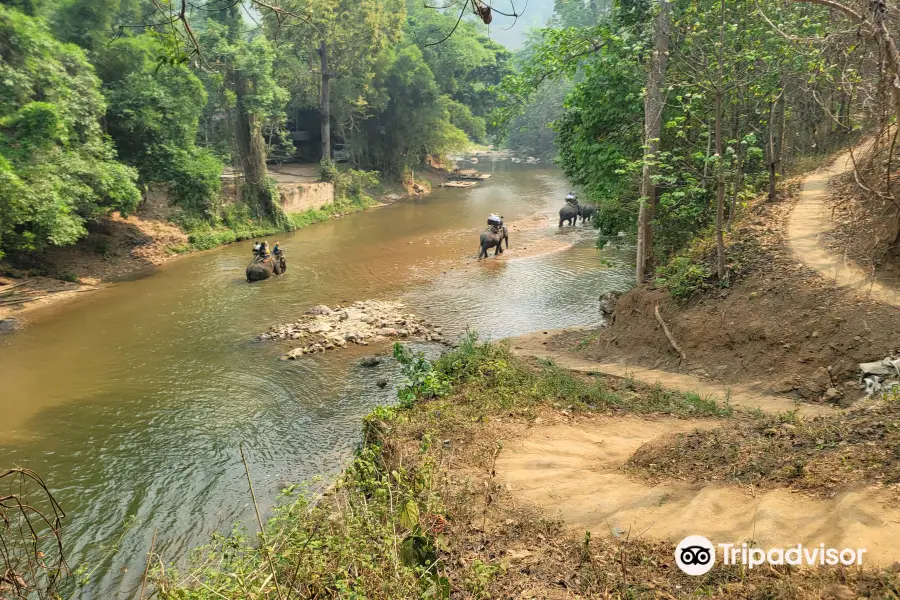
<box><xmin>551</xmin><ymin>147</ymin><xmax>900</xmax><ymax>406</ymax></box>
<box><xmin>497</xmin><ymin>414</ymin><xmax>900</xmax><ymax>566</ymax></box>
<box><xmin>156</xmin><ymin>340</ymin><xmax>900</xmax><ymax>598</ymax></box>
<box><xmin>482</xmin><ymin>140</ymin><xmax>900</xmax><ymax>586</ymax></box>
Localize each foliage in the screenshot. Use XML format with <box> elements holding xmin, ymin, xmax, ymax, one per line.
<box><xmin>0</xmin><ymin>5</ymin><xmax>140</xmax><ymax>258</ymax></box>
<box><xmin>351</xmin><ymin>45</ymin><xmax>470</xmax><ymax>173</ymax></box>
<box><xmin>406</xmin><ymin>0</ymin><xmax>512</xmax><ymax>137</ymax></box>
<box><xmin>268</xmin><ymin>0</ymin><xmax>505</xmax><ymax>170</ymax></box>
<box><xmin>268</xmin><ymin>0</ymin><xmax>405</xmax><ymax>143</ymax></box>
<box><xmin>654</xmin><ymin>254</ymin><xmax>714</xmax><ymax>300</ymax></box>
<box><xmin>318</xmin><ymin>159</ymin><xmax>380</xmax><ymax>204</ymax></box>
<box><xmin>498</xmin><ymin>0</ymin><xmax>872</xmax><ymax>267</ymax></box>
<box><xmin>52</xmin><ymin>0</ymin><xmax>143</xmax><ymax>51</ymax></box>
<box><xmin>92</xmin><ymin>33</ymin><xmax>224</xmax><ymax>214</ymax></box>
<box><xmin>393</xmin><ymin>342</ymin><xmax>451</xmax><ymax>408</ymax></box>
<box><xmin>157</xmin><ymin>146</ymin><xmax>223</xmax><ymax>217</ymax></box>
<box><xmin>505</xmin><ymin>79</ymin><xmax>569</xmax><ymax>160</ymax></box>
<box><xmin>153</xmin><ymin>335</ymin><xmax>733</xmax><ymax>599</ymax></box>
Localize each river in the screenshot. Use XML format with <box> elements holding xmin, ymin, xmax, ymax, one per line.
<box><xmin>0</xmin><ymin>163</ymin><xmax>633</xmax><ymax>598</ymax></box>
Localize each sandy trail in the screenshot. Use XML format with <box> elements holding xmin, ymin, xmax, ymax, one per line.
<box><xmin>498</xmin><ymin>332</ymin><xmax>900</xmax><ymax>566</ymax></box>
<box><xmin>498</xmin><ymin>415</ymin><xmax>900</xmax><ymax>566</ymax></box>
<box><xmin>494</xmin><ymin>142</ymin><xmax>900</xmax><ymax>569</ymax></box>
<box><xmin>788</xmin><ymin>142</ymin><xmax>900</xmax><ymax>307</ymax></box>
<box><xmin>509</xmin><ymin>329</ymin><xmax>837</xmax><ymax>417</ymax></box>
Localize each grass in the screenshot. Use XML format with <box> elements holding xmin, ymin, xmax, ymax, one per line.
<box><xmin>152</xmin><ymin>336</ymin><xmax>899</xmax><ymax>599</ymax></box>
<box><xmin>168</xmin><ymin>195</ymin><xmax>375</xmax><ymax>254</ymax></box>
<box><xmin>628</xmin><ymin>390</ymin><xmax>900</xmax><ymax>495</ymax></box>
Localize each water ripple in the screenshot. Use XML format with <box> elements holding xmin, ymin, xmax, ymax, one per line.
<box><xmin>0</xmin><ymin>164</ymin><xmax>632</xmax><ymax>598</ymax></box>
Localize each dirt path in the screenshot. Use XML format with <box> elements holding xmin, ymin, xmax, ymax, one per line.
<box><xmin>498</xmin><ymin>332</ymin><xmax>900</xmax><ymax>564</ymax></box>
<box><xmin>497</xmin><ymin>414</ymin><xmax>900</xmax><ymax>566</ymax></box>
<box><xmin>508</xmin><ymin>330</ymin><xmax>837</xmax><ymax>417</ymax></box>
<box><xmin>788</xmin><ymin>143</ymin><xmax>900</xmax><ymax>307</ymax></box>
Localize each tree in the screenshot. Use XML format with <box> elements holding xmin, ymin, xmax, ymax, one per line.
<box><xmin>93</xmin><ymin>34</ymin><xmax>224</xmax><ymax>215</ymax></box>
<box><xmin>0</xmin><ymin>5</ymin><xmax>139</xmax><ymax>257</ymax></box>
<box><xmin>53</xmin><ymin>0</ymin><xmax>140</xmax><ymax>51</ymax></box>
<box><xmin>497</xmin><ymin>0</ymin><xmax>866</xmax><ymax>278</ymax></box>
<box><xmin>268</xmin><ymin>0</ymin><xmax>404</xmax><ymax>161</ymax></box>
<box><xmin>635</xmin><ymin>0</ymin><xmax>671</xmax><ymax>284</ymax></box>
<box><xmin>406</xmin><ymin>0</ymin><xmax>513</xmax><ymax>140</ymax></box>
<box><xmin>203</xmin><ymin>6</ymin><xmax>287</xmax><ymax>220</ymax></box>
<box><xmin>350</xmin><ymin>45</ymin><xmax>469</xmax><ymax>174</ymax></box>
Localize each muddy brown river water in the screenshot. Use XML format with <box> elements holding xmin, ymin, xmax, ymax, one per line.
<box><xmin>0</xmin><ymin>163</ymin><xmax>633</xmax><ymax>597</ymax></box>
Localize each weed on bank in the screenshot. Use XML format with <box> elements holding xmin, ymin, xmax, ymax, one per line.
<box><xmin>154</xmin><ymin>335</ymin><xmax>899</xmax><ymax>599</ymax></box>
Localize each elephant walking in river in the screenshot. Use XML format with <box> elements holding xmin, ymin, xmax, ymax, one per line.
<box><xmin>559</xmin><ymin>202</ymin><xmax>579</xmax><ymax>227</ymax></box>
<box><xmin>246</xmin><ymin>254</ymin><xmax>287</xmax><ymax>281</ymax></box>
<box><xmin>479</xmin><ymin>225</ymin><xmax>509</xmax><ymax>259</ymax></box>
<box><xmin>578</xmin><ymin>203</ymin><xmax>597</xmax><ymax>224</ymax></box>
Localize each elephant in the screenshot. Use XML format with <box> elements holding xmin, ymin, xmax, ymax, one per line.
<box><xmin>578</xmin><ymin>203</ymin><xmax>597</xmax><ymax>224</ymax></box>
<box><xmin>246</xmin><ymin>254</ymin><xmax>286</xmax><ymax>282</ymax></box>
<box><xmin>559</xmin><ymin>202</ymin><xmax>579</xmax><ymax>227</ymax></box>
<box><xmin>478</xmin><ymin>225</ymin><xmax>509</xmax><ymax>259</ymax></box>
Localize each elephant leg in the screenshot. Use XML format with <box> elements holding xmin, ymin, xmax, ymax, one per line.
<box><xmin>559</xmin><ymin>219</ymin><xmax>563</xmax><ymax>227</ymax></box>
<box><xmin>479</xmin><ymin>244</ymin><xmax>487</xmax><ymax>259</ymax></box>
<box><xmin>494</xmin><ymin>244</ymin><xmax>501</xmax><ymax>256</ymax></box>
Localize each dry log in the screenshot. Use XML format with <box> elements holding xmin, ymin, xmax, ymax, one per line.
<box><xmin>655</xmin><ymin>303</ymin><xmax>686</xmax><ymax>361</ymax></box>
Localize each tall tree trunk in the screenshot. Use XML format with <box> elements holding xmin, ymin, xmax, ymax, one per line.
<box><xmin>728</xmin><ymin>109</ymin><xmax>745</xmax><ymax>231</ymax></box>
<box><xmin>767</xmin><ymin>86</ymin><xmax>785</xmax><ymax>201</ymax></box>
<box><xmin>777</xmin><ymin>87</ymin><xmax>787</xmax><ymax>175</ymax></box>
<box><xmin>635</xmin><ymin>0</ymin><xmax>671</xmax><ymax>285</ymax></box>
<box><xmin>714</xmin><ymin>0</ymin><xmax>726</xmax><ymax>280</ymax></box>
<box><xmin>319</xmin><ymin>40</ymin><xmax>331</xmax><ymax>162</ymax></box>
<box><xmin>235</xmin><ymin>70</ymin><xmax>276</xmax><ymax>218</ymax></box>
<box><xmin>703</xmin><ymin>118</ymin><xmax>713</xmax><ymax>181</ymax></box>
<box><xmin>715</xmin><ymin>87</ymin><xmax>726</xmax><ymax>279</ymax></box>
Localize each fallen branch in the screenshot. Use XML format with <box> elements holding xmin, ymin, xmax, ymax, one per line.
<box><xmin>0</xmin><ymin>288</ymin><xmax>97</xmax><ymax>306</ymax></box>
<box><xmin>240</xmin><ymin>444</ymin><xmax>286</xmax><ymax>600</ymax></box>
<box><xmin>139</xmin><ymin>527</ymin><xmax>157</xmax><ymax>600</ymax></box>
<box><xmin>0</xmin><ymin>281</ymin><xmax>28</xmax><ymax>294</ymax></box>
<box><xmin>0</xmin><ymin>297</ymin><xmax>37</xmax><ymax>307</ymax></box>
<box><xmin>655</xmin><ymin>304</ymin><xmax>686</xmax><ymax>361</ymax></box>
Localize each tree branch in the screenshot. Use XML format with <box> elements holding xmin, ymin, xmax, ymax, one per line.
<box><xmin>791</xmin><ymin>0</ymin><xmax>864</xmax><ymax>23</ymax></box>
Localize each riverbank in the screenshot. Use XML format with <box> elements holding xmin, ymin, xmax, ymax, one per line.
<box><xmin>152</xmin><ymin>337</ymin><xmax>900</xmax><ymax>598</ymax></box>
<box><xmin>552</xmin><ymin>142</ymin><xmax>900</xmax><ymax>407</ymax></box>
<box><xmin>0</xmin><ymin>169</ymin><xmax>444</xmax><ymax>326</ymax></box>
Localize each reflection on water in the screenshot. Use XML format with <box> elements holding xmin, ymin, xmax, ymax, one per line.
<box><xmin>0</xmin><ymin>163</ymin><xmax>632</xmax><ymax>597</ymax></box>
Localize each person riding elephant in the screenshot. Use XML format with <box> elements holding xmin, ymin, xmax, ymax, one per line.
<box><xmin>559</xmin><ymin>200</ymin><xmax>579</xmax><ymax>227</ymax></box>
<box><xmin>479</xmin><ymin>219</ymin><xmax>509</xmax><ymax>259</ymax></box>
<box><xmin>566</xmin><ymin>192</ymin><xmax>577</xmax><ymax>204</ymax></box>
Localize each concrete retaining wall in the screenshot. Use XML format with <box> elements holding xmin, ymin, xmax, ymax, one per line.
<box><xmin>278</xmin><ymin>182</ymin><xmax>334</xmax><ymax>213</ymax></box>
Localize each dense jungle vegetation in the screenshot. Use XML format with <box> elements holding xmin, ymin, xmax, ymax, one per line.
<box><xmin>498</xmin><ymin>0</ymin><xmax>900</xmax><ymax>284</ymax></box>
<box><xmin>0</xmin><ymin>0</ymin><xmax>511</xmax><ymax>260</ymax></box>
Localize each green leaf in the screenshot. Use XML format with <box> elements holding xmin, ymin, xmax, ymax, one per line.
<box><xmin>398</xmin><ymin>499</ymin><xmax>420</xmax><ymax>530</ymax></box>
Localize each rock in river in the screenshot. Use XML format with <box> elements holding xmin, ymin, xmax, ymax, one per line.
<box><xmin>258</xmin><ymin>299</ymin><xmax>445</xmax><ymax>359</ymax></box>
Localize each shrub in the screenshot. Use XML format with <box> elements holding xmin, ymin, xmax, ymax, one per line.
<box><xmin>654</xmin><ymin>255</ymin><xmax>713</xmax><ymax>300</ymax></box>
<box><xmin>393</xmin><ymin>343</ymin><xmax>451</xmax><ymax>408</ymax></box>
<box><xmin>165</xmin><ymin>147</ymin><xmax>223</xmax><ymax>217</ymax></box>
